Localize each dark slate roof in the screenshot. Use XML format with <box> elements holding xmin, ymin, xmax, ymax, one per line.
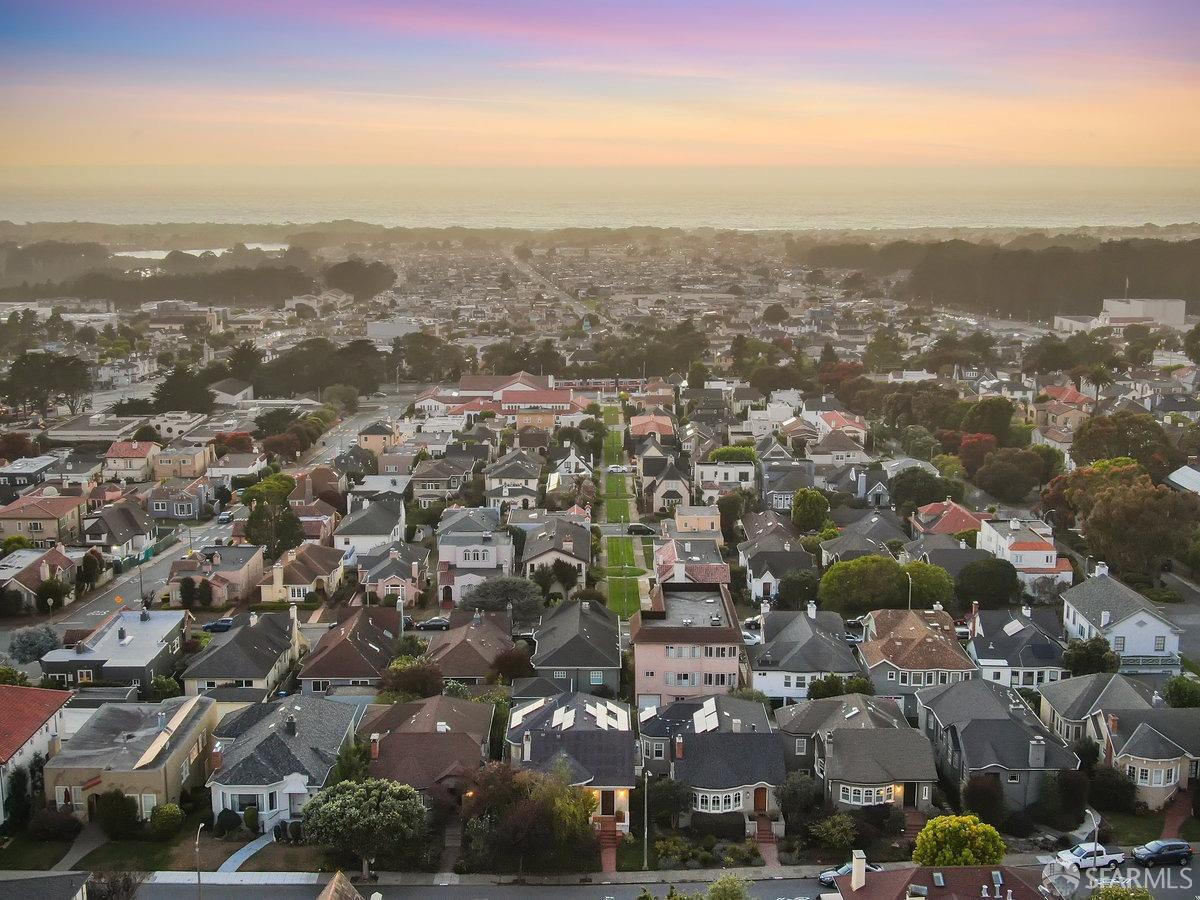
<box><xmin>0</xmin><ymin>873</ymin><xmax>90</xmax><ymax>900</ymax></box>
<box><xmin>483</xmin><ymin>449</ymin><xmax>542</xmax><ymax>480</ymax></box>
<box><xmin>210</xmin><ymin>696</ymin><xmax>357</xmax><ymax>787</ymax></box>
<box><xmin>1061</xmin><ymin>573</ymin><xmax>1179</xmax><ymax>631</ymax></box>
<box><xmin>921</xmin><ymin>547</ymin><xmax>992</xmax><ymax>579</ymax></box>
<box><xmin>507</xmin><ymin>692</ymin><xmax>632</xmax><ymax>742</ymax></box>
<box><xmin>745</xmin><ymin>548</ymin><xmax>816</xmax><ymax>579</ymax></box>
<box><xmin>967</xmin><ymin>610</ymin><xmax>1063</xmax><ymax>669</ymax></box>
<box><xmin>521</xmin><ymin>519</ymin><xmax>591</xmax><ymax>566</ymax></box>
<box><xmin>1107</xmin><ymin>708</ymin><xmax>1200</xmax><ymax>758</ymax></box>
<box><xmin>532</xmin><ymin>600</ymin><xmax>620</xmax><ymax>670</ymax></box>
<box><xmin>437</xmin><ymin>506</ymin><xmax>501</xmax><ymax>535</ymax></box>
<box><xmin>511</xmin><ymin>675</ymin><xmax>567</xmax><ymax>702</ymax></box>
<box><xmin>334</xmin><ymin>501</ymin><xmax>403</xmax><ymax>536</ymax></box>
<box><xmin>824</xmin><ymin>728</ymin><xmax>937</xmax><ymax>784</ymax></box>
<box><xmin>1039</xmin><ymin>672</ymin><xmax>1155</xmax><ymax>721</ymax></box>
<box><xmin>774</xmin><ymin>694</ymin><xmax>906</xmax><ymax>736</ymax></box>
<box><xmin>638</xmin><ymin>694</ymin><xmax>772</xmax><ymax>739</ymax></box>
<box><xmin>671</xmin><ymin>731</ymin><xmax>785</xmax><ymax>790</ymax></box>
<box><xmin>526</xmin><ymin>729</ymin><xmax>636</xmax><ymax>788</ymax></box>
<box><xmin>749</xmin><ymin>609</ymin><xmax>859</xmax><ymax>675</ymax></box>
<box><xmin>183</xmin><ymin>612</ymin><xmax>293</xmax><ymax>680</ymax></box>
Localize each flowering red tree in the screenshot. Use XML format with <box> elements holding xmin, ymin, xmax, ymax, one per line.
<box><xmin>958</xmin><ymin>432</ymin><xmax>998</xmax><ymax>477</ymax></box>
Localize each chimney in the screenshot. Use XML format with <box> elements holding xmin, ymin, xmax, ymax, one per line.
<box><xmin>249</xmin><ymin>611</ymin><xmax>258</xmax><ymax>628</ymax></box>
<box><xmin>370</xmin><ymin>733</ymin><xmax>380</xmax><ymax>760</ymax></box>
<box><xmin>472</xmin><ymin>608</ymin><xmax>482</xmax><ymax>625</ymax></box>
<box><xmin>1028</xmin><ymin>736</ymin><xmax>1045</xmax><ymax>769</ymax></box>
<box><xmin>436</xmin><ymin>721</ymin><xmax>450</xmax><ymax>733</ymax></box>
<box><xmin>581</xmin><ymin>600</ymin><xmax>590</xmax><ymax>612</ymax></box>
<box><xmin>289</xmin><ymin>603</ymin><xmax>298</xmax><ymax>626</ymax></box>
<box><xmin>389</xmin><ymin>548</ymin><xmax>400</xmax><ymax>560</ymax></box>
<box><xmin>1021</xmin><ymin>604</ymin><xmax>1031</xmax><ymax>619</ymax></box>
<box><xmin>522</xmin><ymin>730</ymin><xmax>533</xmax><ymax>762</ymax></box>
<box><xmin>157</xmin><ymin>711</ymin><xmax>167</xmax><ymax>732</ymax></box>
<box><xmin>272</xmin><ymin>562</ymin><xmax>284</xmax><ymax>592</ymax></box>
<box><xmin>1094</xmin><ymin>561</ymin><xmax>1109</xmax><ymax>577</ymax></box>
<box><xmin>411</xmin><ymin>560</ymin><xmax>419</xmax><ymax>579</ymax></box>
<box><xmin>807</xmin><ymin>600</ymin><xmax>817</xmax><ymax>620</ymax></box>
<box><xmin>1107</xmin><ymin>713</ymin><xmax>1119</xmax><ymax>735</ymax></box>
<box><xmin>959</xmin><ymin>539</ymin><xmax>967</xmax><ymax>549</ymax></box>
<box><xmin>1008</xmin><ymin>519</ymin><xmax>1019</xmax><ymax>531</ymax></box>
<box><xmin>285</xmin><ymin>715</ymin><xmax>297</xmax><ymax>737</ymax></box>
<box><xmin>118</xmin><ymin>626</ymin><xmax>127</xmax><ymax>641</ymax></box>
<box><xmin>732</xmin><ymin>718</ymin><xmax>741</xmax><ymax>733</ymax></box>
<box><xmin>851</xmin><ymin>849</ymin><xmax>867</xmax><ymax>891</ymax></box>
<box><xmin>562</xmin><ymin>538</ymin><xmax>573</xmax><ymax>556</ymax></box>
<box><xmin>1100</xmin><ymin>610</ymin><xmax>1111</xmax><ymax>628</ymax></box>
<box><xmin>783</xmin><ymin>541</ymin><xmax>791</xmax><ymax>552</ymax></box>
<box><xmin>674</xmin><ymin>733</ymin><xmax>684</xmax><ymax>759</ymax></box>
<box><xmin>211</xmin><ymin>742</ymin><xmax>223</xmax><ymax>772</ymax></box>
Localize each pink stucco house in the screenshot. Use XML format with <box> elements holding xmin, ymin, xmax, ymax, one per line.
<box><xmin>630</xmin><ymin>583</ymin><xmax>743</xmax><ymax>709</ymax></box>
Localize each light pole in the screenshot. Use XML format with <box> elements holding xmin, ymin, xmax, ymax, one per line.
<box><xmin>195</xmin><ymin>821</ymin><xmax>206</xmax><ymax>900</ymax></box>
<box><xmin>643</xmin><ymin>768</ymin><xmax>649</xmax><ymax>871</ymax></box>
<box><xmin>906</xmin><ymin>571</ymin><xmax>914</xmax><ymax>610</ymax></box>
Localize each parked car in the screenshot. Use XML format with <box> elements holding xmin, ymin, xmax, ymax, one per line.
<box><xmin>202</xmin><ymin>617</ymin><xmax>235</xmax><ymax>633</ymax></box>
<box><xmin>217</xmin><ymin>510</ymin><xmax>234</xmax><ymax>524</ymax></box>
<box><xmin>415</xmin><ymin>616</ymin><xmax>450</xmax><ymax>631</ymax></box>
<box><xmin>1132</xmin><ymin>840</ymin><xmax>1193</xmax><ymax>867</ymax></box>
<box><xmin>607</xmin><ymin>464</ymin><xmax>628</xmax><ymax>473</ymax></box>
<box><xmin>741</xmin><ymin>630</ymin><xmax>762</xmax><ymax>646</ymax></box>
<box><xmin>1056</xmin><ymin>843</ymin><xmax>1125</xmax><ymax>871</ymax></box>
<box><xmin>626</xmin><ymin>522</ymin><xmax>656</xmax><ymax>535</ymax></box>
<box><xmin>819</xmin><ymin>860</ymin><xmax>883</xmax><ymax>887</ymax></box>
<box><xmin>743</xmin><ymin>615</ymin><xmax>763</xmax><ymax>630</ymax></box>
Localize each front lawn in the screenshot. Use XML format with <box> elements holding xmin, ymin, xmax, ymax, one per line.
<box><xmin>0</xmin><ymin>834</ymin><xmax>71</xmax><ymax>869</ymax></box>
<box><xmin>1103</xmin><ymin>810</ymin><xmax>1165</xmax><ymax>846</ymax></box>
<box><xmin>603</xmin><ymin>430</ymin><xmax>625</xmax><ymax>466</ymax></box>
<box><xmin>77</xmin><ymin>838</ymin><xmax>173</xmax><ymax>872</ymax></box>
<box><xmin>607</xmin><ymin>577</ymin><xmax>642</xmax><ymax>618</ymax></box>
<box><xmin>604</xmin><ymin>473</ymin><xmax>629</xmax><ymax>498</ymax></box>
<box><xmin>604</xmin><ymin>497</ymin><xmax>632</xmax><ymax>524</ymax></box>
<box><xmin>1180</xmin><ymin>817</ymin><xmax>1200</xmax><ymax>842</ymax></box>
<box><xmin>605</xmin><ymin>536</ymin><xmax>644</xmax><ymax>575</ymax></box>
<box><xmin>602</xmin><ymin>406</ymin><xmax>623</xmax><ymax>427</ymax></box>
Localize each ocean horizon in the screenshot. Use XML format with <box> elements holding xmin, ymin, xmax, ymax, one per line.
<box><xmin>2</xmin><ymin>166</ymin><xmax>1198</xmax><ymax>231</ymax></box>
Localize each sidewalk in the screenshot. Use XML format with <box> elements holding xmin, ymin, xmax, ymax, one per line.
<box><xmin>51</xmin><ymin>823</ymin><xmax>106</xmax><ymax>872</ymax></box>
<box><xmin>217</xmin><ymin>832</ymin><xmax>275</xmax><ymax>873</ymax></box>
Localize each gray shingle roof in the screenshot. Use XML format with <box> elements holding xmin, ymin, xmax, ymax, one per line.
<box><xmin>1107</xmin><ymin>708</ymin><xmax>1200</xmax><ymax>758</ymax></box>
<box><xmin>750</xmin><ymin>610</ymin><xmax>859</xmax><ymax>675</ymax></box>
<box><xmin>1039</xmin><ymin>672</ymin><xmax>1155</xmax><ymax>721</ymax></box>
<box><xmin>824</xmin><ymin>728</ymin><xmax>937</xmax><ymax>784</ymax></box>
<box><xmin>638</xmin><ymin>695</ymin><xmax>773</xmax><ymax>739</ymax></box>
<box><xmin>774</xmin><ymin>694</ymin><xmax>906</xmax><ymax>736</ymax></box>
<box><xmin>531</xmin><ymin>600</ymin><xmax>620</xmax><ymax>669</ymax></box>
<box><xmin>210</xmin><ymin>696</ymin><xmax>357</xmax><ymax>787</ymax></box>
<box><xmin>1061</xmin><ymin>574</ymin><xmax>1179</xmax><ymax>631</ymax></box>
<box><xmin>671</xmin><ymin>731</ymin><xmax>785</xmax><ymax>789</ymax></box>
<box><xmin>183</xmin><ymin>612</ymin><xmax>293</xmax><ymax>680</ymax></box>
<box><xmin>521</xmin><ymin>519</ymin><xmax>590</xmax><ymax>566</ymax></box>
<box><xmin>526</xmin><ymin>729</ymin><xmax>635</xmax><ymax>788</ymax></box>
<box><xmin>334</xmin><ymin>501</ymin><xmax>403</xmax><ymax>536</ymax></box>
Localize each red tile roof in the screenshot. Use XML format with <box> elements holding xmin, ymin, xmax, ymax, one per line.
<box><xmin>0</xmin><ymin>686</ymin><xmax>71</xmax><ymax>762</ymax></box>
<box><xmin>0</xmin><ymin>494</ymin><xmax>86</xmax><ymax>519</ymax></box>
<box><xmin>105</xmin><ymin>441</ymin><xmax>159</xmax><ymax>459</ymax></box>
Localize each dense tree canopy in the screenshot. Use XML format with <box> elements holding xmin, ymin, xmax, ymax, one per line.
<box><xmin>1070</xmin><ymin>412</ymin><xmax>1180</xmax><ymax>481</ymax></box>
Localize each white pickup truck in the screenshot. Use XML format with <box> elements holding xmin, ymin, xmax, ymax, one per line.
<box><xmin>1056</xmin><ymin>842</ymin><xmax>1126</xmax><ymax>871</ymax></box>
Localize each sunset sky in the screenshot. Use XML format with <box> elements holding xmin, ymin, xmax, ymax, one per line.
<box><xmin>2</xmin><ymin>0</ymin><xmax>1199</xmax><ymax>169</ymax></box>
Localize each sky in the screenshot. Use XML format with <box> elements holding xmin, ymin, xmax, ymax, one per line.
<box><xmin>1</xmin><ymin>0</ymin><xmax>1198</xmax><ymax>170</ymax></box>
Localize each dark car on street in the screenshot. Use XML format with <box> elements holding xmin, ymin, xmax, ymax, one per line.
<box><xmin>1132</xmin><ymin>840</ymin><xmax>1193</xmax><ymax>866</ymax></box>
<box><xmin>202</xmin><ymin>617</ymin><xmax>235</xmax><ymax>633</ymax></box>
<box><xmin>414</xmin><ymin>616</ymin><xmax>450</xmax><ymax>631</ymax></box>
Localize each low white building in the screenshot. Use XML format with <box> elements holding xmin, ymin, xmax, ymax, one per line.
<box><xmin>975</xmin><ymin>517</ymin><xmax>1073</xmax><ymax>598</ymax></box>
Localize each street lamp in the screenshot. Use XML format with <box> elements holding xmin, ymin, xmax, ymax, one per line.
<box><xmin>195</xmin><ymin>821</ymin><xmax>206</xmax><ymax>900</ymax></box>
<box><xmin>906</xmin><ymin>571</ymin><xmax>914</xmax><ymax>610</ymax></box>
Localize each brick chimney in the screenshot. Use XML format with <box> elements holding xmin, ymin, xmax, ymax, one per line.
<box><xmin>211</xmin><ymin>742</ymin><xmax>224</xmax><ymax>772</ymax></box>
<box><xmin>674</xmin><ymin>733</ymin><xmax>684</xmax><ymax>759</ymax></box>
<box><xmin>370</xmin><ymin>733</ymin><xmax>380</xmax><ymax>760</ymax></box>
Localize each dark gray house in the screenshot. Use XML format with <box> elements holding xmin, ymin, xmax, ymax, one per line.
<box><xmin>774</xmin><ymin>692</ymin><xmax>907</xmax><ymax>775</ymax></box>
<box><xmin>40</xmin><ymin>608</ymin><xmax>186</xmax><ymax>690</ymax></box>
<box><xmin>531</xmin><ymin>599</ymin><xmax>621</xmax><ymax>694</ymax></box>
<box><xmin>638</xmin><ymin>694</ymin><xmax>773</xmax><ymax>776</ymax></box>
<box><xmin>0</xmin><ymin>455</ymin><xmax>57</xmax><ymax>504</ymax></box>
<box><xmin>917</xmin><ymin>678</ymin><xmax>1077</xmax><ymax>811</ymax></box>
<box><xmin>669</xmin><ymin>730</ymin><xmax>787</xmax><ymax>837</ymax></box>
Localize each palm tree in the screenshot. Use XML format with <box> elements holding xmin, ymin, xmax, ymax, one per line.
<box><xmin>1086</xmin><ymin>364</ymin><xmax>1114</xmax><ymax>401</ymax></box>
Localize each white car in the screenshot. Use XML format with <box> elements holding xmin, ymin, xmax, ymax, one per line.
<box><xmin>741</xmin><ymin>630</ymin><xmax>762</xmax><ymax>645</ymax></box>
<box><xmin>1056</xmin><ymin>842</ymin><xmax>1125</xmax><ymax>871</ymax></box>
<box><xmin>606</xmin><ymin>464</ymin><xmax>628</xmax><ymax>473</ymax></box>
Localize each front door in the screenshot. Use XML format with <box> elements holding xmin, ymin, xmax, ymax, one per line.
<box><xmin>903</xmin><ymin>782</ymin><xmax>916</xmax><ymax>808</ymax></box>
<box><xmin>601</xmin><ymin>790</ymin><xmax>615</xmax><ymax>816</ymax></box>
<box><xmin>753</xmin><ymin>787</ymin><xmax>767</xmax><ymax>813</ymax></box>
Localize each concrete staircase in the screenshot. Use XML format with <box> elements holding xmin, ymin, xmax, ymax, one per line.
<box><xmin>597</xmin><ymin>817</ymin><xmax>620</xmax><ymax>873</ymax></box>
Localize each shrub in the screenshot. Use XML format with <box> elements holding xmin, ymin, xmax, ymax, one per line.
<box><xmin>1003</xmin><ymin>811</ymin><xmax>1036</xmax><ymax>838</ymax></box>
<box><xmin>1090</xmin><ymin>766</ymin><xmax>1137</xmax><ymax>814</ymax></box>
<box><xmin>94</xmin><ymin>789</ymin><xmax>141</xmax><ymax>840</ymax></box>
<box><xmin>809</xmin><ymin>813</ymin><xmax>857</xmax><ymax>854</ymax></box>
<box><xmin>722</xmin><ymin>839</ymin><xmax>763</xmax><ymax>867</ymax></box>
<box><xmin>28</xmin><ymin>808</ymin><xmax>83</xmax><ymax>841</ymax></box>
<box><xmin>287</xmin><ymin>820</ymin><xmax>302</xmax><ymax>843</ymax></box>
<box><xmin>243</xmin><ymin>805</ymin><xmax>259</xmax><ymax>834</ymax></box>
<box><xmin>149</xmin><ymin>803</ymin><xmax>184</xmax><ymax>840</ymax></box>
<box><xmin>215</xmin><ymin>808</ymin><xmax>242</xmax><ymax>837</ymax></box>
<box><xmin>963</xmin><ymin>774</ymin><xmax>1005</xmax><ymax>826</ymax></box>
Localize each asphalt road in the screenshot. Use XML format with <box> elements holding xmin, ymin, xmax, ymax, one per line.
<box><xmin>138</xmin><ymin>877</ymin><xmax>827</xmax><ymax>900</ymax></box>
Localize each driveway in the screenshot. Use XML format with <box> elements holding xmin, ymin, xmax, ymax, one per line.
<box><xmin>1160</xmin><ymin>572</ymin><xmax>1200</xmax><ymax>665</ymax></box>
